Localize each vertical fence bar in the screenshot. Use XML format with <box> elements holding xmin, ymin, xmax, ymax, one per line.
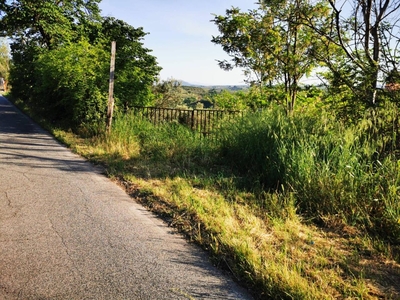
<box><xmin>155</xmin><ymin>108</ymin><xmax>158</xmax><ymax>124</ymax></box>
<box><xmin>204</xmin><ymin>110</ymin><xmax>208</xmax><ymax>136</ymax></box>
<box><xmin>131</xmin><ymin>106</ymin><xmax>243</xmax><ymax>139</ymax></box>
<box><xmin>202</xmin><ymin>110</ymin><xmax>205</xmax><ymax>137</ymax></box>
<box><xmin>191</xmin><ymin>110</ymin><xmax>195</xmax><ymax>130</ymax></box>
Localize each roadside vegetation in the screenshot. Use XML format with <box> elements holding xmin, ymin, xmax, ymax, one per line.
<box><xmin>2</xmin><ymin>0</ymin><xmax>400</xmax><ymax>299</ymax></box>
<box><xmin>10</xmin><ymin>89</ymin><xmax>400</xmax><ymax>299</ymax></box>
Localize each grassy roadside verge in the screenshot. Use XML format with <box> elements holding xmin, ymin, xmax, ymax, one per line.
<box><xmin>6</xmin><ymin>93</ymin><xmax>400</xmax><ymax>299</ymax></box>
<box><xmin>53</xmin><ymin>117</ymin><xmax>400</xmax><ymax>299</ymax></box>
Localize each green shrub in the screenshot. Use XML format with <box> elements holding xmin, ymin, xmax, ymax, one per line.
<box><xmin>34</xmin><ymin>39</ymin><xmax>108</xmax><ymax>130</ymax></box>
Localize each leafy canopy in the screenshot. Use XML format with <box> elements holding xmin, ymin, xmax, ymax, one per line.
<box><xmin>212</xmin><ymin>0</ymin><xmax>329</xmax><ymax>111</ymax></box>
<box><xmin>0</xmin><ymin>0</ymin><xmax>161</xmax><ymax>130</ymax></box>
<box><xmin>0</xmin><ymin>37</ymin><xmax>9</xmax><ymax>79</ymax></box>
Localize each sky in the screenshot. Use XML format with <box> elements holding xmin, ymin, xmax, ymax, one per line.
<box><xmin>99</xmin><ymin>0</ymin><xmax>259</xmax><ymax>86</ymax></box>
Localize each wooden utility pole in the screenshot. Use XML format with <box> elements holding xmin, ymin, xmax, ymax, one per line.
<box><xmin>106</xmin><ymin>41</ymin><xmax>116</xmax><ymax>133</ymax></box>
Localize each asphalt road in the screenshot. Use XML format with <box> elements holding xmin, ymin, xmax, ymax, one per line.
<box><xmin>0</xmin><ymin>95</ymin><xmax>253</xmax><ymax>300</ymax></box>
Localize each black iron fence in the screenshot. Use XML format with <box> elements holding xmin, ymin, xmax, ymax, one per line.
<box><xmin>131</xmin><ymin>106</ymin><xmax>242</xmax><ymax>137</ymax></box>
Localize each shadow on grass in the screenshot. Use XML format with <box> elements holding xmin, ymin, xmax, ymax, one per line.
<box><xmin>84</xmin><ymin>147</ymin><xmax>400</xmax><ymax>300</ymax></box>
<box><xmin>8</xmin><ymin>93</ymin><xmax>399</xmax><ymax>299</ymax></box>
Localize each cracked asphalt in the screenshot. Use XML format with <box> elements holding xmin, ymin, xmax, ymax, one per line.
<box><xmin>0</xmin><ymin>96</ymin><xmax>254</xmax><ymax>300</ymax></box>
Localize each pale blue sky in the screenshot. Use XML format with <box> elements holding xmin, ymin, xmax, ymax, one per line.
<box><xmin>99</xmin><ymin>0</ymin><xmax>258</xmax><ymax>85</ymax></box>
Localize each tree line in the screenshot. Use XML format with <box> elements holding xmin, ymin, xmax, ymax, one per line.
<box><xmin>1</xmin><ymin>0</ymin><xmax>400</xmax><ymax>132</ymax></box>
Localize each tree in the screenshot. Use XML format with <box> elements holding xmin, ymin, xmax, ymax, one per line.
<box><xmin>0</xmin><ymin>0</ymin><xmax>103</xmax><ymax>102</ymax></box>
<box><xmin>0</xmin><ymin>38</ymin><xmax>9</xmax><ymax>80</ymax></box>
<box><xmin>211</xmin><ymin>90</ymin><xmax>249</xmax><ymax>110</ymax></box>
<box><xmin>307</xmin><ymin>0</ymin><xmax>400</xmax><ymax>107</ymax></box>
<box><xmin>0</xmin><ymin>1</ymin><xmax>161</xmax><ymax>130</ymax></box>
<box><xmin>34</xmin><ymin>40</ymin><xmax>108</xmax><ymax>129</ymax></box>
<box><xmin>212</xmin><ymin>0</ymin><xmax>328</xmax><ymax>111</ymax></box>
<box><xmin>0</xmin><ymin>0</ymin><xmax>102</xmax><ymax>49</ymax></box>
<box><xmin>211</xmin><ymin>8</ymin><xmax>279</xmax><ymax>87</ymax></box>
<box><xmin>99</xmin><ymin>17</ymin><xmax>161</xmax><ymax>109</ymax></box>
<box><xmin>152</xmin><ymin>78</ymin><xmax>185</xmax><ymax>108</ymax></box>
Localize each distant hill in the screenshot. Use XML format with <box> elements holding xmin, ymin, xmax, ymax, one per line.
<box><xmin>181</xmin><ymin>81</ymin><xmax>204</xmax><ymax>87</ymax></box>
<box><xmin>180</xmin><ymin>80</ymin><xmax>248</xmax><ymax>91</ymax></box>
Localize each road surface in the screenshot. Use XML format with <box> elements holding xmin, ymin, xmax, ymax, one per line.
<box><xmin>0</xmin><ymin>95</ymin><xmax>253</xmax><ymax>300</ymax></box>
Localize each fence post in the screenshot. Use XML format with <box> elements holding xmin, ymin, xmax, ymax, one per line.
<box><xmin>106</xmin><ymin>41</ymin><xmax>116</xmax><ymax>133</ymax></box>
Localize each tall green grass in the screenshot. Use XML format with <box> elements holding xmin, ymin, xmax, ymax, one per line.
<box><xmin>49</xmin><ymin>105</ymin><xmax>400</xmax><ymax>298</ymax></box>
<box><xmin>107</xmin><ymin>106</ymin><xmax>400</xmax><ymax>243</ymax></box>
<box><xmin>103</xmin><ymin>113</ymin><xmax>219</xmax><ymax>177</ymax></box>
<box><xmin>216</xmin><ymin>104</ymin><xmax>400</xmax><ymax>243</ymax></box>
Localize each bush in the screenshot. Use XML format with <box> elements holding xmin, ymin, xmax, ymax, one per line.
<box><xmin>33</xmin><ymin>39</ymin><xmax>109</xmax><ymax>131</ymax></box>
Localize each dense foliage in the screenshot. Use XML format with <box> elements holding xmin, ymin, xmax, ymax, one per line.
<box><xmin>217</xmin><ymin>103</ymin><xmax>400</xmax><ymax>243</ymax></box>
<box><xmin>0</xmin><ymin>38</ymin><xmax>9</xmax><ymax>80</ymax></box>
<box><xmin>0</xmin><ymin>0</ymin><xmax>161</xmax><ymax>131</ymax></box>
<box><xmin>34</xmin><ymin>40</ymin><xmax>108</xmax><ymax>130</ymax></box>
<box><xmin>212</xmin><ymin>0</ymin><xmax>400</xmax><ymax>112</ymax></box>
<box><xmin>99</xmin><ymin>17</ymin><xmax>161</xmax><ymax>109</ymax></box>
<box><xmin>211</xmin><ymin>0</ymin><xmax>328</xmax><ymax>111</ymax></box>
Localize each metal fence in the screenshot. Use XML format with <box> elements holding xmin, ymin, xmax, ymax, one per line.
<box><xmin>131</xmin><ymin>106</ymin><xmax>242</xmax><ymax>137</ymax></box>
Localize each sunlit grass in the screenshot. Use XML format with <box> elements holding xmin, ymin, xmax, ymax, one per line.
<box><xmin>47</xmin><ymin>107</ymin><xmax>400</xmax><ymax>299</ymax></box>
<box><xmin>103</xmin><ymin>172</ymin><xmax>396</xmax><ymax>299</ymax></box>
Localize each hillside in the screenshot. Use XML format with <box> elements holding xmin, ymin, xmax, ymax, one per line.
<box><xmin>181</xmin><ymin>81</ymin><xmax>248</xmax><ymax>92</ymax></box>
